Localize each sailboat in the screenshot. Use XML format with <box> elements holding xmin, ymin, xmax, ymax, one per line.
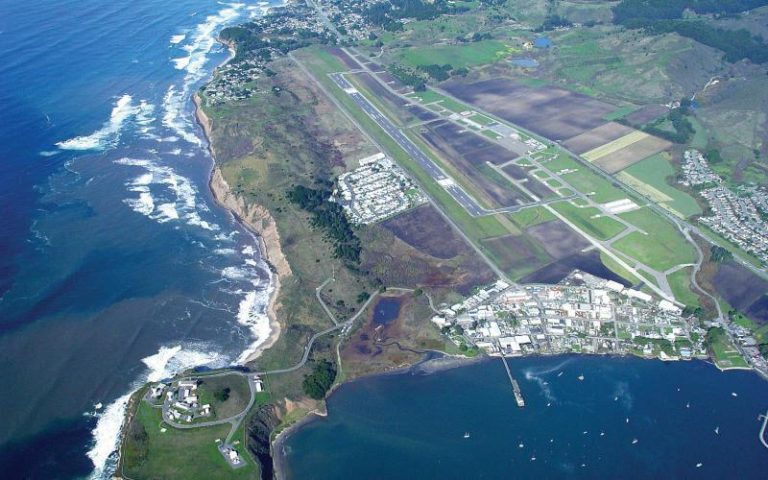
<box><xmin>463</xmin><ymin>432</ymin><xmax>471</xmax><ymax>439</ymax></box>
<box><xmin>714</xmin><ymin>426</ymin><xmax>719</xmax><ymax>435</ymax></box>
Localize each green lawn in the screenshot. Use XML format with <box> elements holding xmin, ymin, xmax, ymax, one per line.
<box><xmin>508</xmin><ymin>206</ymin><xmax>556</xmax><ymax>229</ymax></box>
<box><xmin>613</xmin><ymin>208</ymin><xmax>696</xmax><ymax>271</ymax></box>
<box><xmin>604</xmin><ymin>105</ymin><xmax>638</xmax><ymax>121</ymax></box>
<box><xmin>396</xmin><ymin>40</ymin><xmax>514</xmax><ymax>69</ymax></box>
<box><xmin>543</xmin><ymin>153</ymin><xmax>626</xmax><ymax>203</ymax></box>
<box><xmin>469</xmin><ymin>114</ymin><xmax>495</xmax><ymax>126</ymax></box>
<box><xmin>551</xmin><ymin>202</ymin><xmax>626</xmax><ymax>241</ymax></box>
<box><xmin>122</xmin><ymin>400</ymin><xmax>258</xmax><ymax>480</ymax></box>
<box><xmin>407</xmin><ymin>90</ymin><xmax>446</xmax><ymax>104</ymax></box>
<box><xmin>707</xmin><ymin>328</ymin><xmax>749</xmax><ymax>368</ymax></box>
<box><xmin>667</xmin><ymin>267</ymin><xmax>700</xmax><ymax>307</ymax></box>
<box><xmin>622</xmin><ymin>153</ymin><xmax>701</xmax><ymax>218</ymax></box>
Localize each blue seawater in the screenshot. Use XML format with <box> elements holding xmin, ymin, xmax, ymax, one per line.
<box><xmin>0</xmin><ymin>1</ymin><xmax>278</xmax><ymax>478</ymax></box>
<box><xmin>282</xmin><ymin>356</ymin><xmax>768</xmax><ymax>479</ymax></box>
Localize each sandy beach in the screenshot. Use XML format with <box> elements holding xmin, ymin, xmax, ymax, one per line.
<box><xmin>194</xmin><ymin>93</ymin><xmax>290</xmax><ymax>365</ymax></box>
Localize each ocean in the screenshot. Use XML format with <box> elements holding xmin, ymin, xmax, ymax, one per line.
<box><xmin>282</xmin><ymin>356</ymin><xmax>768</xmax><ymax>479</ymax></box>
<box><xmin>0</xmin><ymin>1</ymin><xmax>277</xmax><ymax>478</ymax></box>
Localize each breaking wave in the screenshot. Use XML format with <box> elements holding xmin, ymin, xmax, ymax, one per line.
<box><xmin>161</xmin><ymin>4</ymin><xmax>244</xmax><ymax>145</ymax></box>
<box><xmin>115</xmin><ymin>157</ymin><xmax>219</xmax><ymax>231</ymax></box>
<box><xmin>87</xmin><ymin>344</ymin><xmax>230</xmax><ymax>479</ymax></box>
<box><xmin>56</xmin><ymin>95</ymin><xmax>154</xmax><ymax>151</ymax></box>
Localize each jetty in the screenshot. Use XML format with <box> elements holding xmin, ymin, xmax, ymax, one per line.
<box><xmin>759</xmin><ymin>410</ymin><xmax>768</xmax><ymax>449</ymax></box>
<box><xmin>497</xmin><ymin>342</ymin><xmax>525</xmax><ymax>407</ymax></box>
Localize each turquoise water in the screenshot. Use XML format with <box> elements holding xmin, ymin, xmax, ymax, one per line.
<box><xmin>283</xmin><ymin>356</ymin><xmax>768</xmax><ymax>479</ymax></box>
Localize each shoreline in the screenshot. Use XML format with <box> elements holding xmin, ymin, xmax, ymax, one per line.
<box><xmin>194</xmin><ymin>92</ymin><xmax>290</xmax><ymax>365</ymax></box>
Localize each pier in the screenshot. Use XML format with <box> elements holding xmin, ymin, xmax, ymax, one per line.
<box><xmin>497</xmin><ymin>343</ymin><xmax>525</xmax><ymax>407</ymax></box>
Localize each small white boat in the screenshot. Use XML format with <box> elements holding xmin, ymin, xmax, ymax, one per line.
<box><xmin>686</xmin><ymin>402</ymin><xmax>690</xmax><ymax>408</ymax></box>
<box><xmin>94</xmin><ymin>402</ymin><xmax>103</xmax><ymax>410</ymax></box>
<box><xmin>547</xmin><ymin>402</ymin><xmax>551</xmax><ymax>407</ymax></box>
<box><xmin>614</xmin><ymin>396</ymin><xmax>618</xmax><ymax>401</ymax></box>
<box><xmin>557</xmin><ymin>371</ymin><xmax>563</xmax><ymax>377</ymax></box>
<box><xmin>632</xmin><ymin>438</ymin><xmax>638</xmax><ymax>445</ymax></box>
<box><xmin>583</xmin><ymin>431</ymin><xmax>588</xmax><ymax>435</ymax></box>
<box><xmin>578</xmin><ymin>374</ymin><xmax>585</xmax><ymax>381</ymax></box>
<box><xmin>519</xmin><ymin>442</ymin><xmax>524</xmax><ymax>448</ymax></box>
<box><xmin>714</xmin><ymin>427</ymin><xmax>719</xmax><ymax>435</ymax></box>
<box><xmin>530</xmin><ymin>456</ymin><xmax>536</xmax><ymax>461</ymax></box>
<box><xmin>696</xmin><ymin>463</ymin><xmax>703</xmax><ymax>468</ymax></box>
<box><xmin>626</xmin><ymin>417</ymin><xmax>630</xmax><ymax>424</ymax></box>
<box><xmin>463</xmin><ymin>432</ymin><xmax>470</xmax><ymax>439</ymax></box>
<box><xmin>600</xmin><ymin>432</ymin><xmax>605</xmax><ymax>437</ymax></box>
<box><xmin>731</xmin><ymin>392</ymin><xmax>738</xmax><ymax>397</ymax></box>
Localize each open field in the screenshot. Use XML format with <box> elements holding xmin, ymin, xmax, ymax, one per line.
<box><xmin>507</xmin><ymin>206</ymin><xmax>556</xmax><ymax>229</ymax></box>
<box><xmin>526</xmin><ymin>219</ymin><xmax>590</xmax><ymax>260</ymax></box>
<box><xmin>590</xmin><ymin>135</ymin><xmax>672</xmax><ymax>174</ymax></box>
<box><xmin>481</xmin><ymin>233</ymin><xmax>551</xmax><ymax>280</ymax></box>
<box><xmin>582</xmin><ymin>131</ymin><xmax>650</xmax><ymax>162</ymax></box>
<box><xmin>122</xmin><ymin>397</ymin><xmax>258</xmax><ymax>480</ymax></box>
<box><xmin>441</xmin><ymin>78</ymin><xmax>617</xmax><ymax>140</ymax></box>
<box><xmin>395</xmin><ymin>40</ymin><xmax>515</xmax><ymax>69</ymax></box>
<box><xmin>562</xmin><ymin>122</ymin><xmax>635</xmax><ymax>154</ymax></box>
<box><xmin>551</xmin><ymin>202</ymin><xmax>626</xmax><ymax>241</ymax></box>
<box><xmin>382</xmin><ymin>205</ymin><xmax>470</xmax><ymax>260</ymax></box>
<box><xmin>612</xmin><ymin>208</ymin><xmax>696</xmax><ymax>271</ymax></box>
<box><xmin>712</xmin><ymin>261</ymin><xmax>768</xmax><ymax>324</ymax></box>
<box><xmin>667</xmin><ymin>267</ymin><xmax>700</xmax><ymax>307</ymax></box>
<box><xmin>620</xmin><ymin>153</ymin><xmax>702</xmax><ymax>218</ymax></box>
<box><xmin>196</xmin><ymin>374</ymin><xmax>252</xmax><ymax>420</ymax></box>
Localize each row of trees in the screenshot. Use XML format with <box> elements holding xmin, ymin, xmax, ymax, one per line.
<box><xmin>363</xmin><ymin>0</ymin><xmax>466</xmax><ymax>32</ymax></box>
<box><xmin>287</xmin><ymin>185</ymin><xmax>362</xmax><ymax>265</ymax></box>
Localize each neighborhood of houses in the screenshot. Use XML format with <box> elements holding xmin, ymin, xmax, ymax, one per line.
<box><xmin>680</xmin><ymin>149</ymin><xmax>768</xmax><ymax>266</ymax></box>
<box><xmin>333</xmin><ymin>152</ymin><xmax>427</xmax><ymax>224</ymax></box>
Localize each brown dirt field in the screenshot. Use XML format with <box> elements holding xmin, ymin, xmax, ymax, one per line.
<box><xmin>562</xmin><ymin>122</ymin><xmax>636</xmax><ymax>154</ymax></box>
<box><xmin>442</xmin><ymin>78</ymin><xmax>616</xmax><ymax>141</ymax></box>
<box><xmin>592</xmin><ymin>135</ymin><xmax>672</xmax><ymax>173</ymax></box>
<box><xmin>521</xmin><ymin>250</ymin><xmax>631</xmax><ymax>286</ymax></box>
<box><xmin>328</xmin><ymin>48</ymin><xmax>363</xmax><ymax>71</ymax></box>
<box><xmin>361</xmin><ymin>219</ymin><xmax>495</xmax><ymax>297</ymax></box>
<box><xmin>480</xmin><ymin>233</ymin><xmax>551</xmax><ymax>278</ymax></box>
<box><xmin>381</xmin><ymin>205</ymin><xmax>469</xmax><ymax>260</ymax></box>
<box><xmin>625</xmin><ymin>104</ymin><xmax>669</xmax><ymax>126</ymax></box>
<box><xmin>526</xmin><ymin>219</ymin><xmax>590</xmax><ymax>259</ymax></box>
<box><xmin>501</xmin><ymin>165</ymin><xmax>556</xmax><ymax>199</ymax></box>
<box><xmin>420</xmin><ymin>122</ymin><xmax>527</xmax><ymax>207</ymax></box>
<box><xmin>712</xmin><ymin>261</ymin><xmax>768</xmax><ymax>324</ymax></box>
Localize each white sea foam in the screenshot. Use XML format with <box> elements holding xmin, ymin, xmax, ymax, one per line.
<box><xmin>214</xmin><ymin>248</ymin><xmax>237</xmax><ymax>255</ymax></box>
<box><xmin>39</xmin><ymin>150</ymin><xmax>59</xmax><ymax>157</ymax></box>
<box><xmin>57</xmin><ymin>95</ymin><xmax>154</xmax><ymax>151</ymax></box>
<box><xmin>170</xmin><ymin>33</ymin><xmax>186</xmax><ymax>45</ymax></box>
<box><xmin>87</xmin><ymin>344</ymin><xmax>229</xmax><ymax>479</ymax></box>
<box><xmin>115</xmin><ymin>157</ymin><xmax>219</xmax><ymax>231</ymax></box>
<box><xmin>235</xmin><ymin>285</ymin><xmax>273</xmax><ymax>364</ymax></box>
<box><xmin>241</xmin><ymin>245</ymin><xmax>256</xmax><ymax>256</ymax></box>
<box><xmin>161</xmin><ymin>4</ymin><xmax>244</xmax><ymax>145</ymax></box>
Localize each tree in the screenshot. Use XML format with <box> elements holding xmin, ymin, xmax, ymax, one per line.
<box><xmin>302</xmin><ymin>360</ymin><xmax>337</xmax><ymax>400</ymax></box>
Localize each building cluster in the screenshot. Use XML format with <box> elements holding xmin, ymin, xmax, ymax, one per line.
<box><xmin>679</xmin><ymin>149</ymin><xmax>720</xmax><ymax>186</ymax></box>
<box><xmin>680</xmin><ymin>150</ymin><xmax>768</xmax><ymax>266</ymax></box>
<box><xmin>432</xmin><ymin>272</ymin><xmax>703</xmax><ymax>360</ymax></box>
<box><xmin>150</xmin><ymin>380</ymin><xmax>213</xmax><ymax>424</ymax></box>
<box><xmin>729</xmin><ymin>323</ymin><xmax>768</xmax><ymax>371</ymax></box>
<box><xmin>202</xmin><ymin>3</ymin><xmax>333</xmax><ymax>105</ymax></box>
<box><xmin>319</xmin><ymin>0</ymin><xmax>376</xmax><ymax>41</ymax></box>
<box><xmin>333</xmin><ymin>152</ymin><xmax>426</xmax><ymax>224</ymax></box>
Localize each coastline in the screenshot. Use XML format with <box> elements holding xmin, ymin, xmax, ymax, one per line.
<box><xmin>194</xmin><ymin>92</ymin><xmax>290</xmax><ymax>364</ymax></box>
